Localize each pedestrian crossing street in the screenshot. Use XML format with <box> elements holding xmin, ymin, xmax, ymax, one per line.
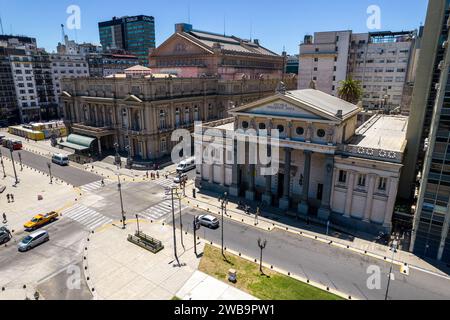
<box><xmin>80</xmin><ymin>180</ymin><xmax>110</xmax><ymax>193</ymax></box>
<box><xmin>138</xmin><ymin>199</ymin><xmax>188</xmax><ymax>221</ymax></box>
<box><xmin>153</xmin><ymin>178</ymin><xmax>176</xmax><ymax>189</ymax></box>
<box><xmin>61</xmin><ymin>204</ymin><xmax>113</xmax><ymax>230</ymax></box>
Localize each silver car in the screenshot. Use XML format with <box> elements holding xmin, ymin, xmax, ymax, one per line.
<box><xmin>197</xmin><ymin>215</ymin><xmax>220</xmax><ymax>229</ymax></box>
<box><xmin>18</xmin><ymin>230</ymin><xmax>49</xmax><ymax>252</ymax></box>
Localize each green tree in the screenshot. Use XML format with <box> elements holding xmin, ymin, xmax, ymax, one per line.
<box><xmin>337</xmin><ymin>78</ymin><xmax>363</xmax><ymax>104</ymax></box>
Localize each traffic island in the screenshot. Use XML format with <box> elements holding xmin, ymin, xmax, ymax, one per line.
<box><xmin>198</xmin><ymin>245</ymin><xmax>344</xmax><ymax>300</ymax></box>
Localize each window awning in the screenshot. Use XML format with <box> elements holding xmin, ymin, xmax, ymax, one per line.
<box><xmin>59</xmin><ymin>134</ymin><xmax>96</xmax><ymax>151</ymax></box>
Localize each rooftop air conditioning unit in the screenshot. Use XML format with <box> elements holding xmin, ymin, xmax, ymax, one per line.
<box><xmin>443</xmin><ymin>41</ymin><xmax>449</xmax><ymax>49</ymax></box>
<box><xmin>438</xmin><ymin>60</ymin><xmax>444</xmax><ymax>70</ymax></box>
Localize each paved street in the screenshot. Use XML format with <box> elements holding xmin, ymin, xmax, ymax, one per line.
<box><xmin>0</xmin><ymin>218</ymin><xmax>91</xmax><ymax>300</ymax></box>
<box><xmin>173</xmin><ymin>210</ymin><xmax>450</xmax><ymax>300</ymax></box>
<box><xmin>0</xmin><ymin>145</ymin><xmax>101</xmax><ymax>187</ymax></box>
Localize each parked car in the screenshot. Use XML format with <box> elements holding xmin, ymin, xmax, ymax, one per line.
<box><xmin>52</xmin><ymin>153</ymin><xmax>69</xmax><ymax>166</ymax></box>
<box><xmin>18</xmin><ymin>230</ymin><xmax>49</xmax><ymax>252</ymax></box>
<box><xmin>173</xmin><ymin>173</ymin><xmax>188</xmax><ymax>184</ymax></box>
<box><xmin>10</xmin><ymin>140</ymin><xmax>22</xmax><ymax>150</ymax></box>
<box><xmin>0</xmin><ymin>227</ymin><xmax>12</xmax><ymax>244</ymax></box>
<box><xmin>196</xmin><ymin>214</ymin><xmax>220</xmax><ymax>229</ymax></box>
<box><xmin>24</xmin><ymin>211</ymin><xmax>58</xmax><ymax>230</ymax></box>
<box><xmin>176</xmin><ymin>157</ymin><xmax>196</xmax><ymax>173</ymax></box>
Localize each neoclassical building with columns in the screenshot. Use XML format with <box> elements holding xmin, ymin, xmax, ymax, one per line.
<box><xmin>195</xmin><ymin>87</ymin><xmax>408</xmax><ymax>234</ymax></box>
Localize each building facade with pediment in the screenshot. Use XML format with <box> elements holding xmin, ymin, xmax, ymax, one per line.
<box><xmin>149</xmin><ymin>23</ymin><xmax>285</xmax><ymax>80</ymax></box>
<box><xmin>195</xmin><ymin>88</ymin><xmax>408</xmax><ymax>234</ymax></box>
<box><xmin>59</xmin><ymin>74</ymin><xmax>297</xmax><ymax>163</ymax></box>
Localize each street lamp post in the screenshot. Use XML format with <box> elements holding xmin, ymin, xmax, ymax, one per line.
<box><xmin>8</xmin><ymin>144</ymin><xmax>19</xmax><ymax>185</ymax></box>
<box><xmin>219</xmin><ymin>192</ymin><xmax>228</xmax><ymax>258</ymax></box>
<box><xmin>125</xmin><ymin>144</ymin><xmax>132</xmax><ymax>169</ymax></box>
<box><xmin>117</xmin><ymin>174</ymin><xmax>126</xmax><ymax>229</ymax></box>
<box><xmin>18</xmin><ymin>152</ymin><xmax>23</xmax><ymax>171</ymax></box>
<box><xmin>0</xmin><ymin>150</ymin><xmax>6</xmax><ymax>178</ymax></box>
<box><xmin>257</xmin><ymin>238</ymin><xmax>267</xmax><ymax>274</ymax></box>
<box><xmin>193</xmin><ymin>216</ymin><xmax>200</xmax><ymax>257</ymax></box>
<box><xmin>136</xmin><ymin>214</ymin><xmax>140</xmax><ymax>234</ymax></box>
<box><xmin>170</xmin><ymin>186</ymin><xmax>180</xmax><ymax>267</ymax></box>
<box><xmin>47</xmin><ymin>162</ymin><xmax>53</xmax><ymax>184</ymax></box>
<box><xmin>385</xmin><ymin>238</ymin><xmax>399</xmax><ymax>300</ymax></box>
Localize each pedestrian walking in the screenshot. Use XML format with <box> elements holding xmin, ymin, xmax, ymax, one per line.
<box><xmin>10</xmin><ymin>194</ymin><xmax>14</xmax><ymax>202</ymax></box>
<box><xmin>2</xmin><ymin>213</ymin><xmax>6</xmax><ymax>224</ymax></box>
<box><xmin>6</xmin><ymin>194</ymin><xmax>10</xmax><ymax>203</ymax></box>
<box><xmin>146</xmin><ymin>171</ymin><xmax>149</xmax><ymax>179</ymax></box>
<box><xmin>156</xmin><ymin>171</ymin><xmax>160</xmax><ymax>179</ymax></box>
<box><xmin>101</xmin><ymin>179</ymin><xmax>105</xmax><ymax>187</ymax></box>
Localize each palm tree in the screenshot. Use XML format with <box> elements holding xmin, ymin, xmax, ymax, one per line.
<box><xmin>338</xmin><ymin>78</ymin><xmax>363</xmax><ymax>104</ymax></box>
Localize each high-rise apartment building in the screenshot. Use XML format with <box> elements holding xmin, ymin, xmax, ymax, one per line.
<box><xmin>0</xmin><ymin>47</ymin><xmax>20</xmax><ymax>126</ymax></box>
<box><xmin>299</xmin><ymin>30</ymin><xmax>417</xmax><ymax>113</ymax></box>
<box><xmin>406</xmin><ymin>0</ymin><xmax>450</xmax><ymax>263</ymax></box>
<box><xmin>98</xmin><ymin>15</ymin><xmax>155</xmax><ymax>66</ymax></box>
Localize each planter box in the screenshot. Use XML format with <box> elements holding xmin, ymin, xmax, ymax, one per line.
<box><xmin>127</xmin><ymin>232</ymin><xmax>164</xmax><ymax>254</ymax></box>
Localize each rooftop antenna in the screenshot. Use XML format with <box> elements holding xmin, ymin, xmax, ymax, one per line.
<box><xmin>61</xmin><ymin>24</ymin><xmax>66</xmax><ymax>43</ymax></box>
<box><xmin>0</xmin><ymin>15</ymin><xmax>4</xmax><ymax>35</ymax></box>
<box><xmin>223</xmin><ymin>15</ymin><xmax>226</xmax><ymax>36</ymax></box>
<box><xmin>250</xmin><ymin>21</ymin><xmax>253</xmax><ymax>41</ymax></box>
<box><xmin>188</xmin><ymin>2</ymin><xmax>191</xmax><ymax>24</ymax></box>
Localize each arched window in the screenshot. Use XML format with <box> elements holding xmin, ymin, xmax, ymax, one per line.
<box><xmin>159</xmin><ymin>110</ymin><xmax>166</xmax><ymax>129</ymax></box>
<box><xmin>277</xmin><ymin>125</ymin><xmax>285</xmax><ymax>133</ymax></box>
<box><xmin>184</xmin><ymin>106</ymin><xmax>190</xmax><ymax>124</ymax></box>
<box><xmin>194</xmin><ymin>105</ymin><xmax>199</xmax><ymax>121</ymax></box>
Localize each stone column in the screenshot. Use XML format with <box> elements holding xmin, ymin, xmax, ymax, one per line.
<box><xmin>230</xmin><ymin>140</ymin><xmax>240</xmax><ymax>196</ymax></box>
<box><xmin>246</xmin><ymin>163</ymin><xmax>256</xmax><ymax>201</ymax></box>
<box><xmin>279</xmin><ymin>148</ymin><xmax>292</xmax><ymax>210</ymax></box>
<box><xmin>97</xmin><ymin>138</ymin><xmax>102</xmax><ymax>157</ymax></box>
<box><xmin>363</xmin><ymin>174</ymin><xmax>377</xmax><ymax>222</ymax></box>
<box><xmin>298</xmin><ymin>150</ymin><xmax>312</xmax><ymax>215</ymax></box>
<box><xmin>344</xmin><ymin>171</ymin><xmax>355</xmax><ymax>218</ymax></box>
<box><xmin>383</xmin><ymin>177</ymin><xmax>399</xmax><ymax>231</ymax></box>
<box><xmin>318</xmin><ymin>155</ymin><xmax>334</xmax><ymax>221</ymax></box>
<box><xmin>262</xmin><ymin>170</ymin><xmax>272</xmax><ymax>206</ymax></box>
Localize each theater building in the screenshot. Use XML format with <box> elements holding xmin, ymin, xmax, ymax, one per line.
<box><xmin>195</xmin><ymin>86</ymin><xmax>408</xmax><ymax>234</ymax></box>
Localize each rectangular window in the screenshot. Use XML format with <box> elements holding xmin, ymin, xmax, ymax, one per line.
<box><xmin>378</xmin><ymin>177</ymin><xmax>387</xmax><ymax>191</ymax></box>
<box><xmin>338</xmin><ymin>170</ymin><xmax>347</xmax><ymax>183</ymax></box>
<box><xmin>358</xmin><ymin>174</ymin><xmax>366</xmax><ymax>187</ymax></box>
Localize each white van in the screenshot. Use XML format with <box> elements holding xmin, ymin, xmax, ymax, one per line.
<box><xmin>176</xmin><ymin>157</ymin><xmax>196</xmax><ymax>173</ymax></box>
<box><xmin>52</xmin><ymin>153</ymin><xmax>69</xmax><ymax>166</ymax></box>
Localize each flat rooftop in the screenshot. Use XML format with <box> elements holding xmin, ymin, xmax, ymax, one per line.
<box><xmin>351</xmin><ymin>115</ymin><xmax>408</xmax><ymax>152</ymax></box>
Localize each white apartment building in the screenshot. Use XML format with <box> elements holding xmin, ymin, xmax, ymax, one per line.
<box><xmin>10</xmin><ymin>53</ymin><xmax>40</xmax><ymax>123</ymax></box>
<box><xmin>299</xmin><ymin>30</ymin><xmax>417</xmax><ymax>113</ymax></box>
<box><xmin>298</xmin><ymin>31</ymin><xmax>352</xmax><ymax>96</ymax></box>
<box><xmin>50</xmin><ymin>54</ymin><xmax>89</xmax><ymax>101</ymax></box>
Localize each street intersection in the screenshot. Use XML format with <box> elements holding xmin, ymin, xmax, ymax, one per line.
<box><xmin>0</xmin><ymin>134</ymin><xmax>449</xmax><ymax>300</ymax></box>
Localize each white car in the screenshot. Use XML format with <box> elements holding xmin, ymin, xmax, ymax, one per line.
<box><xmin>173</xmin><ymin>173</ymin><xmax>188</xmax><ymax>184</ymax></box>
<box><xmin>196</xmin><ymin>215</ymin><xmax>220</xmax><ymax>229</ymax></box>
<box><xmin>52</xmin><ymin>153</ymin><xmax>69</xmax><ymax>166</ymax></box>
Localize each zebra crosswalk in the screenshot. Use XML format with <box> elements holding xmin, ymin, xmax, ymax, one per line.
<box><xmin>138</xmin><ymin>199</ymin><xmax>188</xmax><ymax>221</ymax></box>
<box><xmin>153</xmin><ymin>178</ymin><xmax>177</xmax><ymax>189</ymax></box>
<box><xmin>61</xmin><ymin>204</ymin><xmax>113</xmax><ymax>230</ymax></box>
<box><xmin>80</xmin><ymin>180</ymin><xmax>110</xmax><ymax>193</ymax></box>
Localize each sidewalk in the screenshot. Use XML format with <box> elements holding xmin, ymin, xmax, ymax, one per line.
<box><xmin>84</xmin><ymin>220</ymin><xmax>255</xmax><ymax>300</ymax></box>
<box><xmin>0</xmin><ymin>157</ymin><xmax>78</xmax><ymax>235</ymax></box>
<box><xmin>1</xmin><ymin>131</ymin><xmax>178</xmax><ymax>183</ymax></box>
<box><xmin>183</xmin><ymin>187</ymin><xmax>450</xmax><ymax>278</ymax></box>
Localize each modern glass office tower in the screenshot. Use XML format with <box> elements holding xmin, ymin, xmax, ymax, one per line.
<box><xmin>409</xmin><ymin>0</ymin><xmax>450</xmax><ymax>263</ymax></box>
<box><xmin>98</xmin><ymin>15</ymin><xmax>155</xmax><ymax>66</ymax></box>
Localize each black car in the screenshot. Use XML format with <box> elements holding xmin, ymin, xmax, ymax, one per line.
<box><xmin>0</xmin><ymin>227</ymin><xmax>12</xmax><ymax>245</ymax></box>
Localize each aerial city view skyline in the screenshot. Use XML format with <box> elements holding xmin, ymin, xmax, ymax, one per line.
<box><xmin>0</xmin><ymin>0</ymin><xmax>448</xmax><ymax>312</ymax></box>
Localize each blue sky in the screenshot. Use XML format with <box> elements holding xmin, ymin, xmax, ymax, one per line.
<box><xmin>0</xmin><ymin>0</ymin><xmax>428</xmax><ymax>54</ymax></box>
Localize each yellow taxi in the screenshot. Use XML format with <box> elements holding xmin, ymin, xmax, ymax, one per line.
<box><xmin>24</xmin><ymin>212</ymin><xmax>59</xmax><ymax>230</ymax></box>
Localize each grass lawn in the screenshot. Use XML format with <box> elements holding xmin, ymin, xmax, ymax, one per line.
<box><xmin>198</xmin><ymin>245</ymin><xmax>343</xmax><ymax>300</ymax></box>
